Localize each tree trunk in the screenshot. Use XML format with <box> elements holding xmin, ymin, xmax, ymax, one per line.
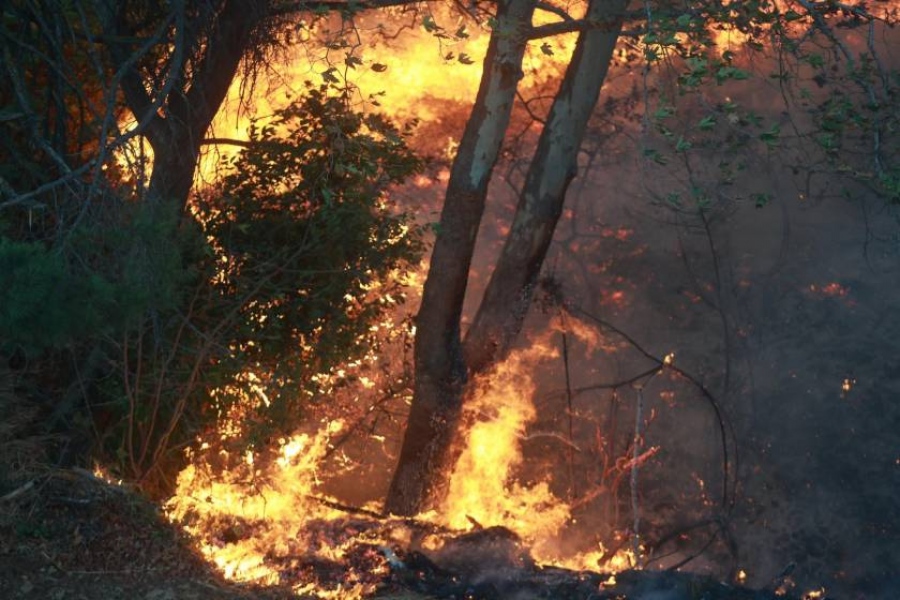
<box><xmin>385</xmin><ymin>0</ymin><xmax>628</xmax><ymax>515</ymax></box>
<box><xmin>110</xmin><ymin>0</ymin><xmax>266</xmax><ymax>209</ymax></box>
<box><xmin>464</xmin><ymin>0</ymin><xmax>627</xmax><ymax>373</ymax></box>
<box><xmin>383</xmin><ymin>0</ymin><xmax>536</xmax><ymax>516</ymax></box>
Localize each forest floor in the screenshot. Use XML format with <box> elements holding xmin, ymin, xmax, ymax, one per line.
<box><xmin>0</xmin><ymin>469</ymin><xmax>291</xmax><ymax>600</ymax></box>
<box><xmin>0</xmin><ymin>469</ymin><xmax>798</xmax><ymax>600</ymax></box>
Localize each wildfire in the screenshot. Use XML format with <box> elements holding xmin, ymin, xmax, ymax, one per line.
<box><xmin>440</xmin><ymin>332</ymin><xmax>571</xmax><ymax>555</ymax></box>
<box><xmin>196</xmin><ymin>6</ymin><xmax>583</xmax><ymax>183</ymax></box>
<box><xmin>164</xmin><ymin>296</ymin><xmax>645</xmax><ymax>593</ymax></box>
<box><xmin>156</xmin><ymin>1</ymin><xmax>884</xmax><ymax>595</ymax></box>
<box><xmin>165</xmin><ymin>424</ymin><xmax>343</xmax><ymax>584</ymax></box>
<box><xmin>163</xmin><ymin>12</ymin><xmax>589</xmax><ymax>586</ymax></box>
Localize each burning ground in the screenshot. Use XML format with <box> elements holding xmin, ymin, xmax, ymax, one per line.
<box><xmin>0</xmin><ymin>468</ymin><xmax>812</xmax><ymax>600</ymax></box>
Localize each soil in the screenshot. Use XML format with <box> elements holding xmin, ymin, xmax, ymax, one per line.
<box><xmin>0</xmin><ymin>470</ymin><xmax>290</xmax><ymax>600</ymax></box>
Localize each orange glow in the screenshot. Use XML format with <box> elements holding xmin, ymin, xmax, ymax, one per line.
<box><xmin>155</xmin><ymin>1</ymin><xmax>900</xmax><ymax>594</ymax></box>
<box><xmin>197</xmin><ymin>7</ymin><xmax>580</xmax><ymax>185</ymax></box>
<box><xmin>809</xmin><ymin>282</ymin><xmax>850</xmax><ymax>297</ymax></box>
<box><xmin>165</xmin><ymin>424</ymin><xmax>344</xmax><ymax>582</ymax></box>
<box><xmin>437</xmin><ymin>318</ymin><xmax>635</xmax><ymax>569</ymax></box>
<box><xmin>439</xmin><ymin>331</ymin><xmax>570</xmax><ymax>555</ymax></box>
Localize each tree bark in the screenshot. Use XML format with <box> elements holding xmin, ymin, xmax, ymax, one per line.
<box><xmin>385</xmin><ymin>0</ymin><xmax>628</xmax><ymax>515</ymax></box>
<box><xmin>109</xmin><ymin>0</ymin><xmax>268</xmax><ymax>208</ymax></box>
<box><xmin>384</xmin><ymin>0</ymin><xmax>536</xmax><ymax>516</ymax></box>
<box><xmin>464</xmin><ymin>0</ymin><xmax>628</xmax><ymax>373</ymax></box>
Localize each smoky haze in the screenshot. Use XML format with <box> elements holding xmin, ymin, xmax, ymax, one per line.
<box><xmin>316</xmin><ymin>20</ymin><xmax>900</xmax><ymax>600</ymax></box>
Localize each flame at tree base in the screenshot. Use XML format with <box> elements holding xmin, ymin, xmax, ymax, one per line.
<box><xmin>438</xmin><ymin>325</ymin><xmax>636</xmax><ymax>572</ymax></box>
<box><xmin>164</xmin><ymin>320</ymin><xmax>634</xmax><ymax>596</ymax></box>
<box><xmin>440</xmin><ymin>333</ymin><xmax>576</xmax><ymax>559</ymax></box>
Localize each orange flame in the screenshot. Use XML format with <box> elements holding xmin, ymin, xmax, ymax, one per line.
<box><xmin>440</xmin><ymin>332</ymin><xmax>570</xmax><ymax>554</ymax></box>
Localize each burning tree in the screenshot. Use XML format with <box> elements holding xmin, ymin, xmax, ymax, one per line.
<box><xmin>384</xmin><ymin>0</ymin><xmax>900</xmax><ymax>516</ymax></box>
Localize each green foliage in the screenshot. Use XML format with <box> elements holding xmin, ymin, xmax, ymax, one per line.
<box><xmin>193</xmin><ymin>83</ymin><xmax>424</xmax><ymax>429</ymax></box>
<box><xmin>0</xmin><ymin>238</ymin><xmax>115</xmax><ymax>355</ymax></box>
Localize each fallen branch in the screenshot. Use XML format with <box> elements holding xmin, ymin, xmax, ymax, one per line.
<box><xmin>0</xmin><ymin>480</ymin><xmax>34</xmax><ymax>502</ymax></box>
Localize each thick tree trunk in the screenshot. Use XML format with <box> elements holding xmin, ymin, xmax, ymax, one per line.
<box><xmin>110</xmin><ymin>0</ymin><xmax>266</xmax><ymax>208</ymax></box>
<box><xmin>384</xmin><ymin>0</ymin><xmax>536</xmax><ymax>516</ymax></box>
<box><xmin>464</xmin><ymin>0</ymin><xmax>627</xmax><ymax>373</ymax></box>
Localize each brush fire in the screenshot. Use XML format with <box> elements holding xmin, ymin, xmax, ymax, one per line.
<box><xmin>145</xmin><ymin>3</ymin><xmax>900</xmax><ymax>600</ymax></box>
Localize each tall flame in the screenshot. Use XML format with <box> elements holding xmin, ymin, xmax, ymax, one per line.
<box><xmin>440</xmin><ymin>331</ymin><xmax>571</xmax><ymax>557</ymax></box>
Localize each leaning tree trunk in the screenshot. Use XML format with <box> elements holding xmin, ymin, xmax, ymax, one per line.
<box><xmin>385</xmin><ymin>0</ymin><xmax>628</xmax><ymax>515</ymax></box>
<box><xmin>464</xmin><ymin>0</ymin><xmax>627</xmax><ymax>373</ymax></box>
<box><xmin>384</xmin><ymin>0</ymin><xmax>536</xmax><ymax>516</ymax></box>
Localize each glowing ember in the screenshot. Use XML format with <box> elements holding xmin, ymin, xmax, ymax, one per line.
<box><xmin>809</xmin><ymin>282</ymin><xmax>850</xmax><ymax>297</ymax></box>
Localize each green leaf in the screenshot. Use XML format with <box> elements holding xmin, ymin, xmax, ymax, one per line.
<box><xmin>423</xmin><ymin>15</ymin><xmax>440</xmax><ymax>33</ymax></box>
<box><xmin>643</xmin><ymin>148</ymin><xmax>668</xmax><ymax>165</ymax></box>
<box><xmin>698</xmin><ymin>115</ymin><xmax>717</xmax><ymax>131</ymax></box>
<box><xmin>750</xmin><ymin>192</ymin><xmax>771</xmax><ymax>208</ymax></box>
<box><xmin>653</xmin><ymin>105</ymin><xmax>675</xmax><ymax>120</ymax></box>
<box><xmin>805</xmin><ymin>53</ymin><xmax>825</xmax><ymax>68</ymax></box>
<box><xmin>321</xmin><ymin>67</ymin><xmax>340</xmax><ymax>83</ymax></box>
<box><xmin>716</xmin><ymin>66</ymin><xmax>750</xmax><ymax>83</ymax></box>
<box><xmin>759</xmin><ymin>124</ymin><xmax>781</xmax><ymax>147</ymax></box>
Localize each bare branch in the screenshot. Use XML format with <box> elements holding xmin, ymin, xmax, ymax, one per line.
<box><xmin>529</xmin><ymin>17</ymin><xmax>643</xmax><ymax>41</ymax></box>
<box><xmin>534</xmin><ymin>1</ymin><xmax>575</xmax><ymax>23</ymax></box>
<box><xmin>202</xmin><ymin>137</ymin><xmax>254</xmax><ymax>148</ymax></box>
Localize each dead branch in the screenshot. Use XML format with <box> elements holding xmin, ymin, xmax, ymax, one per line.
<box><xmin>0</xmin><ymin>480</ymin><xmax>35</xmax><ymax>503</ymax></box>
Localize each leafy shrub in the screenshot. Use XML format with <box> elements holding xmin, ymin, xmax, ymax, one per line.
<box><xmin>0</xmin><ymin>237</ymin><xmax>115</xmax><ymax>356</ymax></box>
<box><xmin>192</xmin><ymin>83</ymin><xmax>425</xmax><ymax>433</ymax></box>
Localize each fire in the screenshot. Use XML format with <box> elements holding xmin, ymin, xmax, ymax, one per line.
<box><xmin>437</xmin><ymin>319</ymin><xmax>637</xmax><ymax>569</ymax></box>
<box><xmin>197</xmin><ymin>7</ymin><xmax>581</xmax><ymax>183</ymax></box>
<box><xmin>164</xmin><ymin>306</ymin><xmax>638</xmax><ymax>591</ymax></box>
<box><xmin>440</xmin><ymin>332</ymin><xmax>570</xmax><ymax>555</ymax></box>
<box><xmin>165</xmin><ymin>424</ymin><xmax>344</xmax><ymax>584</ymax></box>
<box><xmin>157</xmin><ymin>1</ymin><xmax>868</xmax><ymax>593</ymax></box>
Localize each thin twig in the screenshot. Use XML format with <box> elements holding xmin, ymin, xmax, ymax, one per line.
<box><xmin>0</xmin><ymin>480</ymin><xmax>35</xmax><ymax>502</ymax></box>
<box><xmin>568</xmin><ymin>304</ymin><xmax>735</xmax><ymax>510</ymax></box>
<box><xmin>560</xmin><ymin>323</ymin><xmax>577</xmax><ymax>499</ymax></box>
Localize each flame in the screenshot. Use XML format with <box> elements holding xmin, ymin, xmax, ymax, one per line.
<box><xmin>440</xmin><ymin>332</ymin><xmax>570</xmax><ymax>554</ymax></box>
<box><xmin>165</xmin><ymin>425</ymin><xmax>343</xmax><ymax>584</ymax></box>
<box><xmin>197</xmin><ymin>7</ymin><xmax>581</xmax><ymax>183</ymax></box>
<box><xmin>156</xmin><ymin>2</ymin><xmax>850</xmax><ymax>592</ymax></box>
<box><xmin>164</xmin><ymin>306</ymin><xmax>638</xmax><ymax>590</ymax></box>
<box><xmin>436</xmin><ymin>319</ymin><xmax>636</xmax><ymax>569</ymax></box>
